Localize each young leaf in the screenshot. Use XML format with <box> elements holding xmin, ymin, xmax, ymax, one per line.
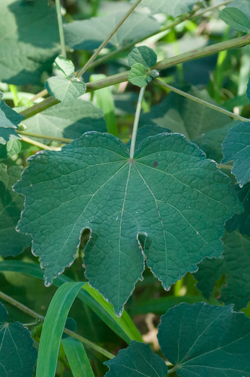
<box><xmin>195</xmin><ymin>230</ymin><xmax>250</xmax><ymax>310</ymax></box>
<box><xmin>222</xmin><ymin>122</ymin><xmax>250</xmax><ymax>187</ymax></box>
<box><xmin>129</xmin><ymin>63</ymin><xmax>149</xmax><ymax>87</ymax></box>
<box><xmin>23</xmin><ymin>99</ymin><xmax>107</xmax><ymax>143</ymax></box>
<box><xmin>45</xmin><ymin>77</ymin><xmax>86</xmax><ymax>102</ymax></box>
<box><xmin>0</xmin><ymin>0</ymin><xmax>60</xmax><ymax>85</ymax></box>
<box><xmin>64</xmin><ymin>12</ymin><xmax>161</xmax><ymax>51</ymax></box>
<box><xmin>0</xmin><ymin>301</ymin><xmax>37</xmax><ymax>377</ymax></box>
<box><xmin>226</xmin><ymin>183</ymin><xmax>250</xmax><ymax>237</ymax></box>
<box><xmin>0</xmin><ymin>164</ymin><xmax>31</xmax><ymax>257</ymax></box>
<box><xmin>128</xmin><ymin>46</ymin><xmax>157</xmax><ymax>69</ymax></box>
<box><xmin>0</xmin><ymin>92</ymin><xmax>23</xmax><ymax>145</ymax></box>
<box><xmin>158</xmin><ymin>303</ymin><xmax>250</xmax><ymax>376</ymax></box>
<box><xmin>54</xmin><ymin>56</ymin><xmax>75</xmax><ymax>78</ymax></box>
<box><xmin>140</xmin><ymin>0</ymin><xmax>198</xmax><ymax>17</ymax></box>
<box><xmin>36</xmin><ymin>282</ymin><xmax>84</xmax><ymax>377</ymax></box>
<box><xmin>62</xmin><ymin>338</ymin><xmax>95</xmax><ymax>377</ymax></box>
<box><xmin>104</xmin><ymin>341</ymin><xmax>168</xmax><ymax>377</ymax></box>
<box><xmin>14</xmin><ymin>132</ymin><xmax>241</xmax><ymax>315</ymax></box>
<box><xmin>219</xmin><ymin>7</ymin><xmax>250</xmax><ymax>33</ymax></box>
<box><xmin>0</xmin><ymin>140</ymin><xmax>21</xmax><ymax>161</ymax></box>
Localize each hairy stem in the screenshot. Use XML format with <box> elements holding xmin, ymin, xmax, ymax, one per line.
<box><xmin>76</xmin><ymin>0</ymin><xmax>143</xmax><ymax>78</ymax></box>
<box><xmin>0</xmin><ymin>291</ymin><xmax>114</xmax><ymax>360</ymax></box>
<box><xmin>17</xmin><ymin>130</ymin><xmax>73</xmax><ymax>144</ymax></box>
<box><xmin>130</xmin><ymin>87</ymin><xmax>145</xmax><ymax>159</ymax></box>
<box><xmin>154</xmin><ymin>79</ymin><xmax>250</xmax><ymax>122</ymax></box>
<box><xmin>56</xmin><ymin>0</ymin><xmax>66</xmax><ymax>58</ymax></box>
<box><xmin>21</xmin><ymin>33</ymin><xmax>250</xmax><ymax>119</ymax></box>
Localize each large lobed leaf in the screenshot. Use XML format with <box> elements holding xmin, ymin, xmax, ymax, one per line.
<box><xmin>0</xmin><ymin>301</ymin><xmax>37</xmax><ymax>377</ymax></box>
<box><xmin>222</xmin><ymin>122</ymin><xmax>250</xmax><ymax>187</ymax></box>
<box><xmin>0</xmin><ymin>164</ymin><xmax>31</xmax><ymax>257</ymax></box>
<box><xmin>0</xmin><ymin>0</ymin><xmax>60</xmax><ymax>85</ymax></box>
<box><xmin>14</xmin><ymin>132</ymin><xmax>241</xmax><ymax>315</ymax></box>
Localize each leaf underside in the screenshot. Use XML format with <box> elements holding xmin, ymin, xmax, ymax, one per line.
<box><xmin>14</xmin><ymin>132</ymin><xmax>240</xmax><ymax>315</ymax></box>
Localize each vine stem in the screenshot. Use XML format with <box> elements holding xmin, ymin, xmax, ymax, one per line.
<box><xmin>0</xmin><ymin>291</ymin><xmax>114</xmax><ymax>360</ymax></box>
<box><xmin>55</xmin><ymin>0</ymin><xmax>66</xmax><ymax>58</ymax></box>
<box><xmin>20</xmin><ymin>135</ymin><xmax>61</xmax><ymax>151</ymax></box>
<box><xmin>76</xmin><ymin>0</ymin><xmax>143</xmax><ymax>78</ymax></box>
<box><xmin>130</xmin><ymin>87</ymin><xmax>145</xmax><ymax>159</ymax></box>
<box><xmin>17</xmin><ymin>130</ymin><xmax>73</xmax><ymax>144</ymax></box>
<box><xmin>21</xmin><ymin>33</ymin><xmax>250</xmax><ymax>119</ymax></box>
<box><xmin>154</xmin><ymin>78</ymin><xmax>250</xmax><ymax>123</ymax></box>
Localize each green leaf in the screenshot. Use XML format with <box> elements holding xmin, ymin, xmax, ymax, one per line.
<box><xmin>219</xmin><ymin>7</ymin><xmax>250</xmax><ymax>33</ymax></box>
<box><xmin>195</xmin><ymin>230</ymin><xmax>250</xmax><ymax>310</ymax></box>
<box><xmin>158</xmin><ymin>303</ymin><xmax>250</xmax><ymax>376</ymax></box>
<box><xmin>222</xmin><ymin>122</ymin><xmax>250</xmax><ymax>187</ymax></box>
<box><xmin>129</xmin><ymin>63</ymin><xmax>149</xmax><ymax>87</ymax></box>
<box><xmin>0</xmin><ymin>301</ymin><xmax>37</xmax><ymax>377</ymax></box>
<box><xmin>128</xmin><ymin>46</ymin><xmax>157</xmax><ymax>69</ymax></box>
<box><xmin>0</xmin><ymin>92</ymin><xmax>23</xmax><ymax>145</ymax></box>
<box><xmin>140</xmin><ymin>87</ymin><xmax>231</xmax><ymax>140</ymax></box>
<box><xmin>90</xmin><ymin>74</ymin><xmax>118</xmax><ymax>136</ymax></box>
<box><xmin>227</xmin><ymin>0</ymin><xmax>250</xmax><ymax>19</ymax></box>
<box><xmin>62</xmin><ymin>338</ymin><xmax>95</xmax><ymax>377</ymax></box>
<box><xmin>0</xmin><ymin>260</ymin><xmax>142</xmax><ymax>344</ymax></box>
<box><xmin>104</xmin><ymin>341</ymin><xmax>168</xmax><ymax>377</ymax></box>
<box><xmin>0</xmin><ymin>140</ymin><xmax>22</xmax><ymax>161</ymax></box>
<box><xmin>36</xmin><ymin>282</ymin><xmax>84</xmax><ymax>377</ymax></box>
<box><xmin>14</xmin><ymin>132</ymin><xmax>240</xmax><ymax>315</ymax></box>
<box><xmin>23</xmin><ymin>99</ymin><xmax>107</xmax><ymax>143</ymax></box>
<box><xmin>126</xmin><ymin>125</ymin><xmax>171</xmax><ymax>150</ymax></box>
<box><xmin>0</xmin><ymin>0</ymin><xmax>60</xmax><ymax>85</ymax></box>
<box><xmin>194</xmin><ymin>121</ymin><xmax>238</xmax><ymax>162</ymax></box>
<box><xmin>0</xmin><ymin>164</ymin><xmax>31</xmax><ymax>257</ymax></box>
<box><xmin>54</xmin><ymin>56</ymin><xmax>75</xmax><ymax>78</ymax></box>
<box><xmin>226</xmin><ymin>183</ymin><xmax>250</xmax><ymax>237</ymax></box>
<box><xmin>45</xmin><ymin>77</ymin><xmax>86</xmax><ymax>102</ymax></box>
<box><xmin>140</xmin><ymin>0</ymin><xmax>198</xmax><ymax>17</ymax></box>
<box><xmin>64</xmin><ymin>12</ymin><xmax>161</xmax><ymax>51</ymax></box>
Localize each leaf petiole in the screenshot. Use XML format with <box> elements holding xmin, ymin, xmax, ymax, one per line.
<box><xmin>55</xmin><ymin>0</ymin><xmax>66</xmax><ymax>58</ymax></box>
<box><xmin>130</xmin><ymin>86</ymin><xmax>146</xmax><ymax>159</ymax></box>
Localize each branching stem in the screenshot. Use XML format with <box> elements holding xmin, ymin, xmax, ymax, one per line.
<box><xmin>55</xmin><ymin>0</ymin><xmax>66</xmax><ymax>58</ymax></box>
<box><xmin>76</xmin><ymin>0</ymin><xmax>143</xmax><ymax>78</ymax></box>
<box><xmin>154</xmin><ymin>79</ymin><xmax>250</xmax><ymax>123</ymax></box>
<box><xmin>0</xmin><ymin>291</ymin><xmax>114</xmax><ymax>360</ymax></box>
<box><xmin>130</xmin><ymin>87</ymin><xmax>145</xmax><ymax>159</ymax></box>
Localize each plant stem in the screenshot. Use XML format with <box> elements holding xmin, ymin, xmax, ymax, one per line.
<box><xmin>17</xmin><ymin>130</ymin><xmax>73</xmax><ymax>144</ymax></box>
<box><xmin>0</xmin><ymin>291</ymin><xmax>114</xmax><ymax>360</ymax></box>
<box><xmin>9</xmin><ymin>85</ymin><xmax>19</xmax><ymax>107</ymax></box>
<box><xmin>55</xmin><ymin>0</ymin><xmax>66</xmax><ymax>58</ymax></box>
<box><xmin>20</xmin><ymin>135</ymin><xmax>61</xmax><ymax>151</ymax></box>
<box><xmin>130</xmin><ymin>87</ymin><xmax>145</xmax><ymax>159</ymax></box>
<box><xmin>154</xmin><ymin>78</ymin><xmax>250</xmax><ymax>123</ymax></box>
<box><xmin>217</xmin><ymin>164</ymin><xmax>232</xmax><ymax>170</ymax></box>
<box><xmin>75</xmin><ymin>0</ymin><xmax>143</xmax><ymax>78</ymax></box>
<box><xmin>168</xmin><ymin>365</ymin><xmax>178</xmax><ymax>374</ymax></box>
<box><xmin>21</xmin><ymin>33</ymin><xmax>250</xmax><ymax>119</ymax></box>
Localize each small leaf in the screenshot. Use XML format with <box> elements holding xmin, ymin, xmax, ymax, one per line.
<box><xmin>14</xmin><ymin>132</ymin><xmax>241</xmax><ymax>315</ymax></box>
<box><xmin>222</xmin><ymin>122</ymin><xmax>250</xmax><ymax>187</ymax></box>
<box><xmin>0</xmin><ymin>139</ymin><xmax>21</xmax><ymax>161</ymax></box>
<box><xmin>62</xmin><ymin>338</ymin><xmax>95</xmax><ymax>377</ymax></box>
<box><xmin>128</xmin><ymin>46</ymin><xmax>157</xmax><ymax>69</ymax></box>
<box><xmin>158</xmin><ymin>302</ymin><xmax>250</xmax><ymax>377</ymax></box>
<box><xmin>54</xmin><ymin>56</ymin><xmax>75</xmax><ymax>78</ymax></box>
<box><xmin>23</xmin><ymin>99</ymin><xmax>107</xmax><ymax>143</ymax></box>
<box><xmin>0</xmin><ymin>163</ymin><xmax>31</xmax><ymax>257</ymax></box>
<box><xmin>0</xmin><ymin>92</ymin><xmax>23</xmax><ymax>145</ymax></box>
<box><xmin>0</xmin><ymin>301</ymin><xmax>37</xmax><ymax>377</ymax></box>
<box><xmin>226</xmin><ymin>0</ymin><xmax>250</xmax><ymax>19</ymax></box>
<box><xmin>219</xmin><ymin>7</ymin><xmax>250</xmax><ymax>33</ymax></box>
<box><xmin>128</xmin><ymin>63</ymin><xmax>148</xmax><ymax>87</ymax></box>
<box><xmin>36</xmin><ymin>282</ymin><xmax>84</xmax><ymax>377</ymax></box>
<box><xmin>45</xmin><ymin>76</ymin><xmax>86</xmax><ymax>102</ymax></box>
<box><xmin>104</xmin><ymin>341</ymin><xmax>168</xmax><ymax>377</ymax></box>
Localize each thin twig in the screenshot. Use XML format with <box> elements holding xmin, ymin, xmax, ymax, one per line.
<box><xmin>20</xmin><ymin>135</ymin><xmax>61</xmax><ymax>151</ymax></box>
<box><xmin>75</xmin><ymin>0</ymin><xmax>143</xmax><ymax>78</ymax></box>
<box><xmin>17</xmin><ymin>130</ymin><xmax>73</xmax><ymax>144</ymax></box>
<box><xmin>154</xmin><ymin>79</ymin><xmax>250</xmax><ymax>123</ymax></box>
